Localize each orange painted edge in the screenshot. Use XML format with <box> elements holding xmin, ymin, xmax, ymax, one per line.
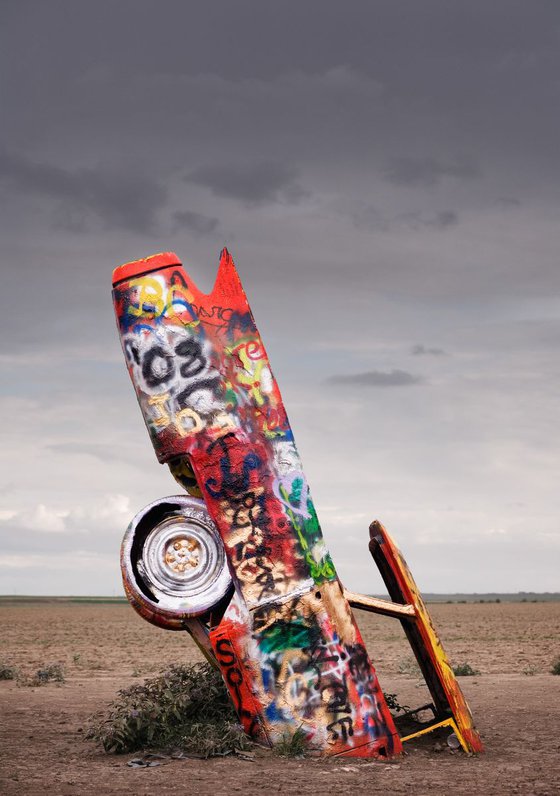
<box><xmin>112</xmin><ymin>248</ymin><xmax>241</xmax><ymax>307</ymax></box>
<box><xmin>112</xmin><ymin>251</ymin><xmax>182</xmax><ymax>286</ymax></box>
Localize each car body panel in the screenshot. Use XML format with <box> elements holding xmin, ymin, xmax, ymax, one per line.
<box><xmin>368</xmin><ymin>521</ymin><xmax>484</xmax><ymax>754</ymax></box>
<box><xmin>112</xmin><ymin>249</ymin><xmax>401</xmax><ymax>757</ymax></box>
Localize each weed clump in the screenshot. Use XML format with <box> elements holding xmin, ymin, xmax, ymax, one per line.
<box><xmin>274</xmin><ymin>727</ymin><xmax>308</xmax><ymax>758</ymax></box>
<box><xmin>36</xmin><ymin>662</ymin><xmax>65</xmax><ymax>684</ymax></box>
<box><xmin>452</xmin><ymin>663</ymin><xmax>480</xmax><ymax>677</ymax></box>
<box><xmin>87</xmin><ymin>662</ymin><xmax>251</xmax><ymax>757</ymax></box>
<box><xmin>17</xmin><ymin>662</ymin><xmax>66</xmax><ymax>686</ymax></box>
<box><xmin>0</xmin><ymin>663</ymin><xmax>19</xmax><ymax>680</ymax></box>
<box><xmin>383</xmin><ymin>692</ymin><xmax>410</xmax><ymax>714</ymax></box>
<box><xmin>551</xmin><ymin>659</ymin><xmax>560</xmax><ymax>676</ymax></box>
<box><xmin>522</xmin><ymin>664</ymin><xmax>537</xmax><ymax>676</ymax></box>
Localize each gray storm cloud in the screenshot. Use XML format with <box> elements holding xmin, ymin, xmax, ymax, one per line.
<box><xmin>1</xmin><ymin>1</ymin><xmax>559</xmax><ymax>594</ymax></box>
<box><xmin>0</xmin><ymin>150</ymin><xmax>167</xmax><ymax>233</ymax></box>
<box><xmin>186</xmin><ymin>162</ymin><xmax>309</xmax><ymax>207</ymax></box>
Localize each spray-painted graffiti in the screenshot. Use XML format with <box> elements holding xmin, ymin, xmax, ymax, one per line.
<box><xmin>113</xmin><ymin>250</ymin><xmax>401</xmax><ymax>757</ymax></box>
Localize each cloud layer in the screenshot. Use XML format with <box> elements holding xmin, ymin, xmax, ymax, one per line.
<box><xmin>186</xmin><ymin>161</ymin><xmax>309</xmax><ymax>206</ymax></box>
<box><xmin>327</xmin><ymin>370</ymin><xmax>423</xmax><ymax>387</ymax></box>
<box><xmin>1</xmin><ymin>1</ymin><xmax>559</xmax><ymax>594</ymax></box>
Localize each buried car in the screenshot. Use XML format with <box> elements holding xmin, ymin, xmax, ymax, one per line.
<box><xmin>112</xmin><ymin>249</ymin><xmax>483</xmax><ymax>757</ymax></box>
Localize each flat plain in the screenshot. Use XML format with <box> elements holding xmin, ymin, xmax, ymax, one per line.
<box><xmin>1</xmin><ymin>599</ymin><xmax>559</xmax><ymax>795</ymax></box>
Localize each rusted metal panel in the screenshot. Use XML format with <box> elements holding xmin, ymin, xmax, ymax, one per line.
<box><xmin>112</xmin><ymin>249</ymin><xmax>401</xmax><ymax>757</ymax></box>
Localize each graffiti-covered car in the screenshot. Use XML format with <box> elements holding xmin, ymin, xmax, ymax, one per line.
<box><xmin>112</xmin><ymin>250</ymin><xmax>483</xmax><ymax>757</ymax></box>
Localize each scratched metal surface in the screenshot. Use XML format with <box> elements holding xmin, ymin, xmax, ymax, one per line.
<box><xmin>112</xmin><ymin>249</ymin><xmax>401</xmax><ymax>756</ymax></box>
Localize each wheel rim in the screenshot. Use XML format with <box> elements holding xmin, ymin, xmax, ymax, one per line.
<box><xmin>121</xmin><ymin>496</ymin><xmax>232</xmax><ymax>623</ymax></box>
<box><xmin>140</xmin><ymin>514</ymin><xmax>227</xmax><ymax>601</ymax></box>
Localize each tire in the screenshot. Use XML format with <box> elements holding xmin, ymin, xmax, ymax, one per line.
<box><xmin>121</xmin><ymin>495</ymin><xmax>232</xmax><ymax>630</ymax></box>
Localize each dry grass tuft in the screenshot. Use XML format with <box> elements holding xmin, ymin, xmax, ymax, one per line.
<box><xmin>87</xmin><ymin>662</ymin><xmax>251</xmax><ymax>757</ymax></box>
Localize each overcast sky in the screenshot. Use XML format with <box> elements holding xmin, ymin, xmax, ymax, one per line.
<box><xmin>1</xmin><ymin>1</ymin><xmax>559</xmax><ymax>596</ymax></box>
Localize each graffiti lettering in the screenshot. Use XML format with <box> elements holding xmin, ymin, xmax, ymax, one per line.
<box><xmin>126</xmin><ymin>274</ymin><xmax>199</xmax><ymax>324</ymax></box>
<box><xmin>327</xmin><ymin>716</ymin><xmax>354</xmax><ymax>743</ymax></box>
<box><xmin>148</xmin><ymin>393</ymin><xmax>171</xmax><ymax>427</ymax></box>
<box><xmin>121</xmin><ymin>328</ymin><xmax>226</xmax><ymax>443</ymax></box>
<box><xmin>175</xmin><ymin>338</ymin><xmax>206</xmax><ymax>379</ymax></box>
<box><xmin>204</xmin><ymin>435</ymin><xmax>261</xmax><ymax>501</ymax></box>
<box><xmin>114</xmin><ymin>250</ymin><xmax>401</xmax><ymax>757</ymax></box>
<box><xmin>142</xmin><ymin>344</ymin><xmax>176</xmax><ymax>388</ymax></box>
<box><xmin>202</xmin><ymin>435</ymin><xmax>291</xmax><ymax>600</ymax></box>
<box><xmin>214</xmin><ymin>634</ymin><xmax>261</xmax><ymax>738</ymax></box>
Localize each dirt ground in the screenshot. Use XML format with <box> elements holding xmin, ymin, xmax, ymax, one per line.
<box><xmin>1</xmin><ymin>600</ymin><xmax>559</xmax><ymax>795</ymax></box>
